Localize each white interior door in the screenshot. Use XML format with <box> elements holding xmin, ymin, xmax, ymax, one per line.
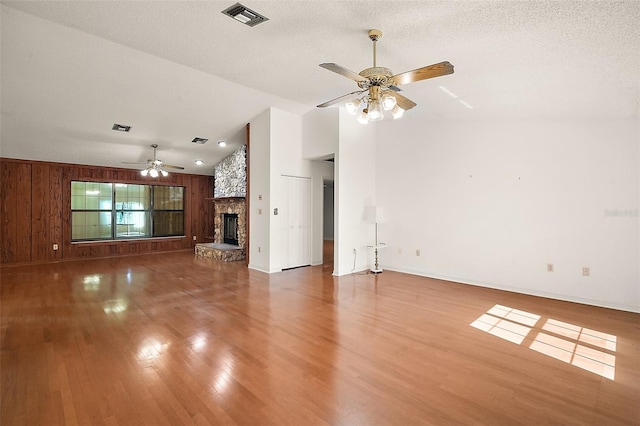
<box><xmin>283</xmin><ymin>176</ymin><xmax>311</xmax><ymax>269</ymax></box>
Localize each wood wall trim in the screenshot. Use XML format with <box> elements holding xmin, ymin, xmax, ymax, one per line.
<box><xmin>245</xmin><ymin>122</ymin><xmax>250</xmax><ymax>267</ymax></box>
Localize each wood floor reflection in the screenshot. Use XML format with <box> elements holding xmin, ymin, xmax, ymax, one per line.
<box><xmin>1</xmin><ymin>251</ymin><xmax>639</xmax><ymax>425</ymax></box>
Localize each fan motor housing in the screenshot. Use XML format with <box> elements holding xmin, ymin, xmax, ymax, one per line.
<box><xmin>358</xmin><ymin>67</ymin><xmax>393</xmax><ymax>88</ymax></box>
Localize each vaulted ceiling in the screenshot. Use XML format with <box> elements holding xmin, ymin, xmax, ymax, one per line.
<box><xmin>1</xmin><ymin>1</ymin><xmax>638</xmax><ymax>175</ymax></box>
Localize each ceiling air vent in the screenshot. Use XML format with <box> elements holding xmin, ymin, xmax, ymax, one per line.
<box><xmin>222</xmin><ymin>3</ymin><xmax>269</xmax><ymax>27</ymax></box>
<box><xmin>112</xmin><ymin>123</ymin><xmax>131</xmax><ymax>132</ymax></box>
<box><xmin>192</xmin><ymin>137</ymin><xmax>209</xmax><ymax>144</ymax></box>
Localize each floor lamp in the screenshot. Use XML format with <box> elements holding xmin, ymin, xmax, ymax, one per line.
<box><xmin>365</xmin><ymin>206</ymin><xmax>386</xmax><ymax>274</ymax></box>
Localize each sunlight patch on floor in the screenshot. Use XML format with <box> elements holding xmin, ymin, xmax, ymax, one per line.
<box><xmin>471</xmin><ymin>305</ymin><xmax>616</xmax><ymax>380</ymax></box>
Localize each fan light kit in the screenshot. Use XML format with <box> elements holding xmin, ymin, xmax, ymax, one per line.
<box><xmin>318</xmin><ymin>29</ymin><xmax>454</xmax><ymax>124</ymax></box>
<box><xmin>121</xmin><ymin>144</ymin><xmax>185</xmax><ymax>178</ymax></box>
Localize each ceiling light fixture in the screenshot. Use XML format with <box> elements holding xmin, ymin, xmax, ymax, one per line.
<box><xmin>356</xmin><ymin>109</ymin><xmax>369</xmax><ymax>125</ymax></box>
<box><xmin>194</xmin><ymin>160</ymin><xmax>204</xmax><ymax>166</ymax></box>
<box><xmin>217</xmin><ymin>140</ymin><xmax>227</xmax><ymax>147</ymax></box>
<box><xmin>192</xmin><ymin>137</ymin><xmax>208</xmax><ymax>144</ymax></box>
<box><xmin>140</xmin><ymin>164</ymin><xmax>168</xmax><ymax>178</ymax></box>
<box><xmin>133</xmin><ymin>144</ymin><xmax>183</xmax><ymax>178</ymax></box>
<box><xmin>345</xmin><ymin>90</ymin><xmax>405</xmax><ymax>124</ymax></box>
<box><xmin>337</xmin><ymin>33</ymin><xmax>409</xmax><ymax>124</ymax></box>
<box><xmin>318</xmin><ymin>30</ymin><xmax>454</xmax><ymax>124</ymax></box>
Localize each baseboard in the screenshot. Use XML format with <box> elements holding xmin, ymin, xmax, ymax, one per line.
<box><xmin>248</xmin><ymin>264</ymin><xmax>271</xmax><ymax>274</ymax></box>
<box><xmin>383</xmin><ymin>265</ymin><xmax>640</xmax><ymax>314</ymax></box>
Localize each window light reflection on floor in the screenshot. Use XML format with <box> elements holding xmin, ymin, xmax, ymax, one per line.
<box><xmin>83</xmin><ymin>274</ymin><xmax>102</xmax><ymax>291</ymax></box>
<box><xmin>471</xmin><ymin>304</ymin><xmax>616</xmax><ymax>380</ymax></box>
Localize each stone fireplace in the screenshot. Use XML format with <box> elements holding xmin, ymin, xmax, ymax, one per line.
<box><xmin>213</xmin><ymin>198</ymin><xmax>246</xmax><ymax>247</ymax></box>
<box><xmin>195</xmin><ymin>197</ymin><xmax>246</xmax><ymax>262</ymax></box>
<box><xmin>195</xmin><ymin>145</ymin><xmax>247</xmax><ymax>262</ymax></box>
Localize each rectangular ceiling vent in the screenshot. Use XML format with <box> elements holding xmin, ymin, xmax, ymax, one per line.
<box><xmin>222</xmin><ymin>3</ymin><xmax>269</xmax><ymax>27</ymax></box>
<box><xmin>192</xmin><ymin>137</ymin><xmax>209</xmax><ymax>144</ymax></box>
<box><xmin>112</xmin><ymin>123</ymin><xmax>131</xmax><ymax>132</ymax></box>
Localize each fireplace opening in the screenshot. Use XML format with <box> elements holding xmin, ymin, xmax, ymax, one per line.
<box><xmin>223</xmin><ymin>213</ymin><xmax>239</xmax><ymax>245</ymax></box>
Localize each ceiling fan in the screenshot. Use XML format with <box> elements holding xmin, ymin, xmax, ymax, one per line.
<box><xmin>317</xmin><ymin>29</ymin><xmax>454</xmax><ymax>122</ymax></box>
<box><xmin>122</xmin><ymin>144</ymin><xmax>184</xmax><ymax>177</ymax></box>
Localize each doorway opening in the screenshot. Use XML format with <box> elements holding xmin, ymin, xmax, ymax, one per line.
<box><xmin>323</xmin><ymin>178</ymin><xmax>334</xmax><ymax>274</ymax></box>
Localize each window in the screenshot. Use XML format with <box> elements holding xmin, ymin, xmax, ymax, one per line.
<box><xmin>115</xmin><ymin>184</ymin><xmax>151</xmax><ymax>238</ymax></box>
<box><xmin>153</xmin><ymin>186</ymin><xmax>184</xmax><ymax>237</ymax></box>
<box><xmin>72</xmin><ymin>182</ymin><xmax>113</xmax><ymax>240</ymax></box>
<box><xmin>71</xmin><ymin>181</ymin><xmax>185</xmax><ymax>241</ymax></box>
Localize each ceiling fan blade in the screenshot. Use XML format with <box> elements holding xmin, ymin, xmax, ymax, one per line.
<box><xmin>121</xmin><ymin>161</ymin><xmax>150</xmax><ymax>165</ymax></box>
<box><xmin>319</xmin><ymin>63</ymin><xmax>367</xmax><ymax>82</ymax></box>
<box><xmin>390</xmin><ymin>91</ymin><xmax>417</xmax><ymax>111</ymax></box>
<box><xmin>317</xmin><ymin>90</ymin><xmax>366</xmax><ymax>108</ymax></box>
<box><xmin>161</xmin><ymin>164</ymin><xmax>185</xmax><ymax>170</ymax></box>
<box><xmin>392</xmin><ymin>61</ymin><xmax>454</xmax><ymax>86</ymax></box>
<box><xmin>388</xmin><ymin>85</ymin><xmax>402</xmax><ymax>92</ymax></box>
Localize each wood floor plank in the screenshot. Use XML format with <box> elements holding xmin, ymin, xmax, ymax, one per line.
<box><xmin>1</xmin><ymin>251</ymin><xmax>639</xmax><ymax>425</ymax></box>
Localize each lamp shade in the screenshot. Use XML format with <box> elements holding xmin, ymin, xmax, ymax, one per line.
<box><xmin>391</xmin><ymin>104</ymin><xmax>404</xmax><ymax>119</ymax></box>
<box><xmin>345</xmin><ymin>98</ymin><xmax>361</xmax><ymax>115</ymax></box>
<box><xmin>367</xmin><ymin>100</ymin><xmax>384</xmax><ymax>121</ymax></box>
<box><xmin>363</xmin><ymin>206</ymin><xmax>386</xmax><ymax>224</ymax></box>
<box><xmin>357</xmin><ymin>109</ymin><xmax>369</xmax><ymax>125</ymax></box>
<box><xmin>382</xmin><ymin>94</ymin><xmax>397</xmax><ymax>111</ymax></box>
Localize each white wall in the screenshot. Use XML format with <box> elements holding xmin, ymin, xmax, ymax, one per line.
<box><xmin>269</xmin><ymin>107</ymin><xmax>308</xmax><ymax>272</ymax></box>
<box><xmin>248</xmin><ymin>109</ymin><xmax>271</xmax><ymax>273</ymax></box>
<box><xmin>335</xmin><ymin>109</ymin><xmax>377</xmax><ymax>275</ymax></box>
<box><xmin>302</xmin><ymin>108</ymin><xmax>337</xmax><ymax>266</ymax></box>
<box><xmin>249</xmin><ymin>107</ymin><xmax>331</xmax><ymax>272</ymax></box>
<box><xmin>376</xmin><ymin>118</ymin><xmax>639</xmax><ymax>312</ymax></box>
<box><xmin>302</xmin><ymin>108</ymin><xmax>339</xmax><ymax>159</ymax></box>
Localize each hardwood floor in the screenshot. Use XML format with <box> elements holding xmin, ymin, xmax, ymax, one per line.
<box><xmin>1</xmin><ymin>251</ymin><xmax>639</xmax><ymax>425</ymax></box>
<box><xmin>322</xmin><ymin>239</ymin><xmax>333</xmax><ymax>274</ymax></box>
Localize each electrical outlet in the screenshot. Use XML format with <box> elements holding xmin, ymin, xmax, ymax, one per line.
<box><xmin>582</xmin><ymin>267</ymin><xmax>590</xmax><ymax>277</ymax></box>
<box><xmin>258</xmin><ymin>208</ymin><xmax>262</xmax><ymax>215</ymax></box>
<box><xmin>53</xmin><ymin>244</ymin><xmax>58</xmax><ymax>251</ymax></box>
<box><xmin>193</xmin><ymin>236</ymin><xmax>197</xmax><ymax>241</ymax></box>
<box><xmin>258</xmin><ymin>247</ymin><xmax>261</xmax><ymax>253</ymax></box>
<box><xmin>416</xmin><ymin>249</ymin><xmax>420</xmax><ymax>256</ymax></box>
<box><xmin>547</xmin><ymin>263</ymin><xmax>554</xmax><ymax>272</ymax></box>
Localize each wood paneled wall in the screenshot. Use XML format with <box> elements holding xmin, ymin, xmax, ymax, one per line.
<box><xmin>0</xmin><ymin>158</ymin><xmax>213</xmax><ymax>265</ymax></box>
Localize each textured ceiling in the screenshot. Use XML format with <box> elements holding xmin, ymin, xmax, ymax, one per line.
<box><xmin>1</xmin><ymin>1</ymin><xmax>639</xmax><ymax>175</ymax></box>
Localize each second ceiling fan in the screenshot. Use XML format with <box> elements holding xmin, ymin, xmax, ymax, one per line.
<box><xmin>122</xmin><ymin>144</ymin><xmax>184</xmax><ymax>177</ymax></box>
<box><xmin>317</xmin><ymin>29</ymin><xmax>454</xmax><ymax>122</ymax></box>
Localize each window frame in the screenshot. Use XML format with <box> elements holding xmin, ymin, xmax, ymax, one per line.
<box><xmin>71</xmin><ymin>181</ymin><xmax>186</xmax><ymax>242</ymax></box>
